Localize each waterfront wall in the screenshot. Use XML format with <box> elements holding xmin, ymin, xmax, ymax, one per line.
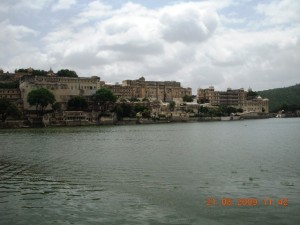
<box><xmin>1</xmin><ymin>113</ymin><xmax>273</xmax><ymax>129</ymax></box>
<box><xmin>0</xmin><ymin>120</ymin><xmax>30</xmax><ymax>128</ymax></box>
<box><xmin>240</xmin><ymin>112</ymin><xmax>270</xmax><ymax>119</ymax></box>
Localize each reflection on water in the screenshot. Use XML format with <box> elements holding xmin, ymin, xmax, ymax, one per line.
<box><xmin>0</xmin><ymin>119</ymin><xmax>300</xmax><ymax>224</ymax></box>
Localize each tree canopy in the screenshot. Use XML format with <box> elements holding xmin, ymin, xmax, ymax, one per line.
<box><xmin>67</xmin><ymin>96</ymin><xmax>88</xmax><ymax>111</ymax></box>
<box><xmin>198</xmin><ymin>105</ymin><xmax>243</xmax><ymax>117</ymax></box>
<box><xmin>32</xmin><ymin>69</ymin><xmax>48</xmax><ymax>76</ymax></box>
<box><xmin>15</xmin><ymin>68</ymin><xmax>47</xmax><ymax>76</ymax></box>
<box><xmin>27</xmin><ymin>88</ymin><xmax>55</xmax><ymax>115</ymax></box>
<box><xmin>0</xmin><ymin>98</ymin><xmax>20</xmax><ymax>122</ymax></box>
<box><xmin>93</xmin><ymin>88</ymin><xmax>117</xmax><ymax>112</ymax></box>
<box><xmin>52</xmin><ymin>102</ymin><xmax>61</xmax><ymax>112</ymax></box>
<box><xmin>114</xmin><ymin>103</ymin><xmax>151</xmax><ymax>120</ymax></box>
<box><xmin>169</xmin><ymin>101</ymin><xmax>175</xmax><ymax>111</ymax></box>
<box><xmin>183</xmin><ymin>95</ymin><xmax>194</xmax><ymax>102</ymax></box>
<box><xmin>56</xmin><ymin>69</ymin><xmax>78</xmax><ymax>78</ymax></box>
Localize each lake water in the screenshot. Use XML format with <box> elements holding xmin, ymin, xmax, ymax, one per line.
<box><xmin>0</xmin><ymin>118</ymin><xmax>300</xmax><ymax>225</ymax></box>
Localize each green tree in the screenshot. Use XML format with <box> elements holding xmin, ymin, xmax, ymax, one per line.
<box><xmin>183</xmin><ymin>95</ymin><xmax>193</xmax><ymax>102</ymax></box>
<box><xmin>0</xmin><ymin>98</ymin><xmax>20</xmax><ymax>122</ymax></box>
<box><xmin>130</xmin><ymin>97</ymin><xmax>140</xmax><ymax>102</ymax></box>
<box><xmin>16</xmin><ymin>68</ymin><xmax>30</xmax><ymax>73</ymax></box>
<box><xmin>134</xmin><ymin>104</ymin><xmax>149</xmax><ymax>115</ymax></box>
<box><xmin>237</xmin><ymin>108</ymin><xmax>244</xmax><ymax>113</ymax></box>
<box><xmin>198</xmin><ymin>106</ymin><xmax>209</xmax><ymax>116</ymax></box>
<box><xmin>67</xmin><ymin>96</ymin><xmax>88</xmax><ymax>111</ymax></box>
<box><xmin>32</xmin><ymin>69</ymin><xmax>48</xmax><ymax>76</ymax></box>
<box><xmin>52</xmin><ymin>102</ymin><xmax>61</xmax><ymax>112</ymax></box>
<box><xmin>92</xmin><ymin>88</ymin><xmax>117</xmax><ymax>113</ymax></box>
<box><xmin>57</xmin><ymin>69</ymin><xmax>78</xmax><ymax>78</ymax></box>
<box><xmin>27</xmin><ymin>88</ymin><xmax>55</xmax><ymax>116</ymax></box>
<box><xmin>118</xmin><ymin>103</ymin><xmax>135</xmax><ymax>118</ymax></box>
<box><xmin>16</xmin><ymin>68</ymin><xmax>47</xmax><ymax>76</ymax></box>
<box><xmin>169</xmin><ymin>101</ymin><xmax>175</xmax><ymax>111</ymax></box>
<box><xmin>115</xmin><ymin>105</ymin><xmax>124</xmax><ymax>120</ymax></box>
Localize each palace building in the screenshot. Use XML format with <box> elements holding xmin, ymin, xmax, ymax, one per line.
<box><xmin>197</xmin><ymin>86</ymin><xmax>269</xmax><ymax>113</ymax></box>
<box><xmin>106</xmin><ymin>77</ymin><xmax>192</xmax><ymax>101</ymax></box>
<box><xmin>19</xmin><ymin>75</ymin><xmax>103</xmax><ymax>110</ymax></box>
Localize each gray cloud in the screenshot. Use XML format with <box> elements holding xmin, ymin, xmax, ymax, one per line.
<box><xmin>0</xmin><ymin>0</ymin><xmax>299</xmax><ymax>94</ymax></box>
<box><xmin>101</xmin><ymin>42</ymin><xmax>164</xmax><ymax>56</ymax></box>
<box><xmin>161</xmin><ymin>7</ymin><xmax>218</xmax><ymax>43</ymax></box>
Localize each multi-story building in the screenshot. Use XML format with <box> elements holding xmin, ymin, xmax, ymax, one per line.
<box><xmin>106</xmin><ymin>77</ymin><xmax>192</xmax><ymax>101</ymax></box>
<box><xmin>197</xmin><ymin>86</ymin><xmax>269</xmax><ymax>113</ymax></box>
<box><xmin>19</xmin><ymin>75</ymin><xmax>103</xmax><ymax>110</ymax></box>
<box><xmin>0</xmin><ymin>89</ymin><xmax>23</xmax><ymax>110</ymax></box>
<box><xmin>105</xmin><ymin>84</ymin><xmax>133</xmax><ymax>99</ymax></box>
<box><xmin>198</xmin><ymin>86</ymin><xmax>246</xmax><ymax>106</ymax></box>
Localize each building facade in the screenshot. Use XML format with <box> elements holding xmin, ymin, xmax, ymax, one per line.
<box><xmin>243</xmin><ymin>96</ymin><xmax>269</xmax><ymax>113</ymax></box>
<box><xmin>106</xmin><ymin>77</ymin><xmax>192</xmax><ymax>101</ymax></box>
<box><xmin>197</xmin><ymin>86</ymin><xmax>269</xmax><ymax>113</ymax></box>
<box><xmin>19</xmin><ymin>75</ymin><xmax>103</xmax><ymax>110</ymax></box>
<box><xmin>0</xmin><ymin>89</ymin><xmax>23</xmax><ymax>110</ymax></box>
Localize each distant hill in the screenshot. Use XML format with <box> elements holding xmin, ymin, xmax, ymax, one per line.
<box><xmin>258</xmin><ymin>84</ymin><xmax>300</xmax><ymax>112</ymax></box>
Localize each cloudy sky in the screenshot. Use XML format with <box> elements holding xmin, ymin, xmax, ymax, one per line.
<box><xmin>0</xmin><ymin>0</ymin><xmax>299</xmax><ymax>93</ymax></box>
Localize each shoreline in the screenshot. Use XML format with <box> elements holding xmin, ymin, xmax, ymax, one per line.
<box><xmin>0</xmin><ymin>114</ymin><xmax>275</xmax><ymax>129</ymax></box>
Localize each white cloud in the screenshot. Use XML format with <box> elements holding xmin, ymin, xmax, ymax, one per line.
<box><xmin>0</xmin><ymin>20</ymin><xmax>38</xmax><ymax>68</ymax></box>
<box><xmin>14</xmin><ymin>0</ymin><xmax>53</xmax><ymax>10</ymax></box>
<box><xmin>256</xmin><ymin>0</ymin><xmax>300</xmax><ymax>26</ymax></box>
<box><xmin>0</xmin><ymin>0</ymin><xmax>299</xmax><ymax>92</ymax></box>
<box><xmin>73</xmin><ymin>1</ymin><xmax>112</xmax><ymax>25</ymax></box>
<box><xmin>52</xmin><ymin>0</ymin><xmax>76</xmax><ymax>11</ymax></box>
<box><xmin>0</xmin><ymin>20</ymin><xmax>37</xmax><ymax>40</ymax></box>
<box><xmin>159</xmin><ymin>2</ymin><xmax>219</xmax><ymax>43</ymax></box>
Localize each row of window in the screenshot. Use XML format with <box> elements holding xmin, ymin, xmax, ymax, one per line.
<box><xmin>0</xmin><ymin>95</ymin><xmax>18</xmax><ymax>98</ymax></box>
<box><xmin>0</xmin><ymin>90</ymin><xmax>19</xmax><ymax>94</ymax></box>
<box><xmin>36</xmin><ymin>78</ymin><xmax>99</xmax><ymax>83</ymax></box>
<box><xmin>70</xmin><ymin>86</ymin><xmax>96</xmax><ymax>90</ymax></box>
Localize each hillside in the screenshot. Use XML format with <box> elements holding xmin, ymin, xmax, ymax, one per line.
<box><xmin>258</xmin><ymin>84</ymin><xmax>300</xmax><ymax>112</ymax></box>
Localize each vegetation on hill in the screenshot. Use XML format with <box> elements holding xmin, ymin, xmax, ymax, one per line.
<box><xmin>258</xmin><ymin>84</ymin><xmax>300</xmax><ymax>112</ymax></box>
<box><xmin>16</xmin><ymin>68</ymin><xmax>48</xmax><ymax>76</ymax></box>
<box><xmin>15</xmin><ymin>68</ymin><xmax>78</xmax><ymax>77</ymax></box>
<box><xmin>57</xmin><ymin>69</ymin><xmax>78</xmax><ymax>78</ymax></box>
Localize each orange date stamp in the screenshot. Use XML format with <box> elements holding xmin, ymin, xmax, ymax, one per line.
<box><xmin>206</xmin><ymin>197</ymin><xmax>288</xmax><ymax>207</ymax></box>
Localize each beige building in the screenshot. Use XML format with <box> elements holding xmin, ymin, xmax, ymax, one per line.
<box><xmin>0</xmin><ymin>89</ymin><xmax>23</xmax><ymax>110</ymax></box>
<box><xmin>106</xmin><ymin>77</ymin><xmax>192</xmax><ymax>101</ymax></box>
<box><xmin>197</xmin><ymin>86</ymin><xmax>269</xmax><ymax>113</ymax></box>
<box><xmin>105</xmin><ymin>84</ymin><xmax>133</xmax><ymax>99</ymax></box>
<box><xmin>0</xmin><ymin>88</ymin><xmax>21</xmax><ymax>100</ymax></box>
<box><xmin>19</xmin><ymin>75</ymin><xmax>103</xmax><ymax>110</ymax></box>
<box><xmin>243</xmin><ymin>96</ymin><xmax>269</xmax><ymax>113</ymax></box>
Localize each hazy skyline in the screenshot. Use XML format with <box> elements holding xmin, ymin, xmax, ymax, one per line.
<box><xmin>0</xmin><ymin>0</ymin><xmax>299</xmax><ymax>92</ymax></box>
